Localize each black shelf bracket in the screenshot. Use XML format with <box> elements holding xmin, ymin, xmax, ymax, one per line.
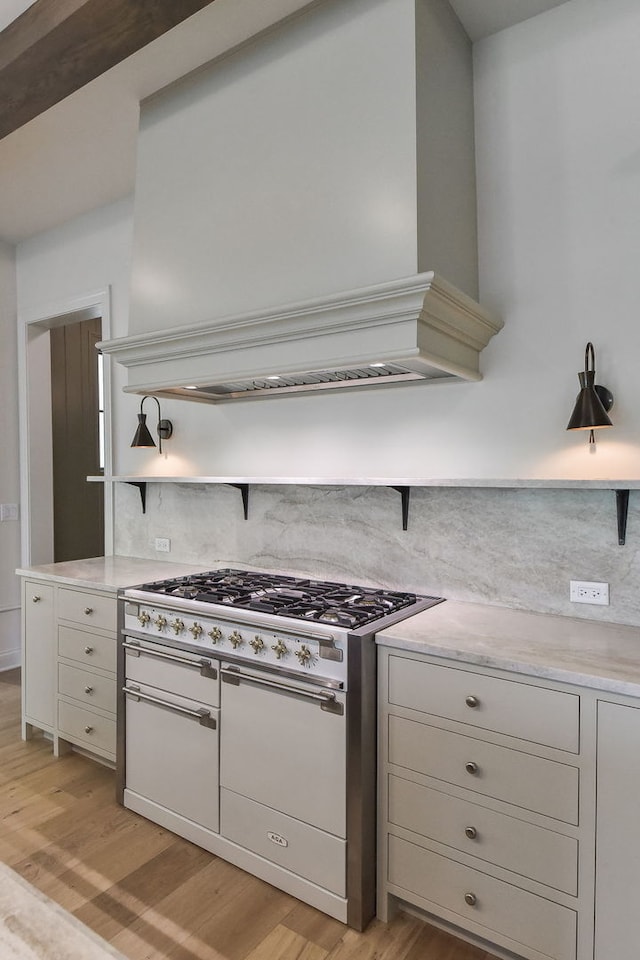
<box><xmin>228</xmin><ymin>483</ymin><xmax>250</xmax><ymax>520</ymax></box>
<box><xmin>390</xmin><ymin>485</ymin><xmax>411</xmax><ymax>531</ymax></box>
<box><xmin>615</xmin><ymin>489</ymin><xmax>630</xmax><ymax>545</ymax></box>
<box><xmin>125</xmin><ymin>481</ymin><xmax>147</xmax><ymax>514</ymax></box>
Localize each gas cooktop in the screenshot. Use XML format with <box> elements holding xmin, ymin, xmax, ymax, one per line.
<box><xmin>134</xmin><ymin>567</ymin><xmax>442</xmax><ymax>629</ymax></box>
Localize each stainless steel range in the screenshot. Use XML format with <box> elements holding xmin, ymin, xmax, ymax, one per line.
<box><xmin>117</xmin><ymin>568</ymin><xmax>442</xmax><ymax>929</ymax></box>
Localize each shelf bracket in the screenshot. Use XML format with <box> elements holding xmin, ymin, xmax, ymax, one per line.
<box><xmin>615</xmin><ymin>489</ymin><xmax>630</xmax><ymax>545</ymax></box>
<box><xmin>228</xmin><ymin>483</ymin><xmax>249</xmax><ymax>520</ymax></box>
<box><xmin>390</xmin><ymin>485</ymin><xmax>411</xmax><ymax>531</ymax></box>
<box><xmin>125</xmin><ymin>481</ymin><xmax>147</xmax><ymax>514</ymax></box>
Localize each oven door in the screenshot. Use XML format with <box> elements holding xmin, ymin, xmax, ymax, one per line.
<box><xmin>219</xmin><ymin>663</ymin><xmax>346</xmax><ymax>838</ymax></box>
<box><xmin>122</xmin><ymin>639</ymin><xmax>220</xmax><ymax>833</ymax></box>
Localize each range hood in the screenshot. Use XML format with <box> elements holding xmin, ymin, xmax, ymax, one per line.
<box><xmin>98</xmin><ymin>272</ymin><xmax>502</xmax><ymax>403</ymax></box>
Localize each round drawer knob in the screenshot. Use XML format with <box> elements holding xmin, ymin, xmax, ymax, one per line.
<box><xmin>464</xmin><ymin>892</ymin><xmax>477</xmax><ymax>907</ymax></box>
<box><xmin>465</xmin><ymin>695</ymin><xmax>479</xmax><ymax>708</ymax></box>
<box><xmin>464</xmin><ymin>826</ymin><xmax>477</xmax><ymax>840</ymax></box>
<box><xmin>32</xmin><ymin>595</ymin><xmax>41</xmax><ymax>603</ymax></box>
<box><xmin>84</xmin><ymin>646</ymin><xmax>94</xmax><ymax>655</ymax></box>
<box><xmin>465</xmin><ymin>761</ymin><xmax>479</xmax><ymax>775</ymax></box>
<box><xmin>84</xmin><ymin>725</ymin><xmax>94</xmax><ymax>735</ymax></box>
<box><xmin>84</xmin><ymin>607</ymin><xmax>94</xmax><ymax>615</ymax></box>
<box><xmin>84</xmin><ymin>686</ymin><xmax>94</xmax><ymax>695</ymax></box>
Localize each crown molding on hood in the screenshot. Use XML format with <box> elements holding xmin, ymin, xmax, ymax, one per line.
<box><xmin>98</xmin><ymin>271</ymin><xmax>503</xmax><ymax>402</ymax></box>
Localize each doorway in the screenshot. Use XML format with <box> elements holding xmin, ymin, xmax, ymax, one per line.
<box><xmin>50</xmin><ymin>316</ymin><xmax>104</xmax><ymax>561</ymax></box>
<box><xmin>19</xmin><ymin>289</ymin><xmax>113</xmax><ymax>567</ymax></box>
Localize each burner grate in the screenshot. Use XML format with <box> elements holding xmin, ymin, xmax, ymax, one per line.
<box><xmin>138</xmin><ymin>568</ymin><xmax>425</xmax><ymax>627</ymax></box>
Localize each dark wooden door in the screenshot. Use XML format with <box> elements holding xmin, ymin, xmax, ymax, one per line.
<box><xmin>50</xmin><ymin>317</ymin><xmax>104</xmax><ymax>562</ymax></box>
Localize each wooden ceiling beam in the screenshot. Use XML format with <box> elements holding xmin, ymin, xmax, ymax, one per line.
<box><xmin>0</xmin><ymin>0</ymin><xmax>217</xmax><ymax>141</ymax></box>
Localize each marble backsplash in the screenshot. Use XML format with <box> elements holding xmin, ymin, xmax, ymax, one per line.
<box><xmin>113</xmin><ymin>483</ymin><xmax>640</xmax><ymax>626</ymax></box>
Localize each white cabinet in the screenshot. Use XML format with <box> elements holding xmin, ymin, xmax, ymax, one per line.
<box><xmin>21</xmin><ymin>579</ymin><xmax>55</xmax><ymax>737</ymax></box>
<box><xmin>378</xmin><ymin>649</ymin><xmax>590</xmax><ymax>960</ymax></box>
<box><xmin>594</xmin><ymin>699</ymin><xmax>640</xmax><ymax>960</ymax></box>
<box><xmin>21</xmin><ymin>579</ymin><xmax>118</xmax><ymax>763</ymax></box>
<box><xmin>55</xmin><ymin>586</ymin><xmax>117</xmax><ymax>762</ymax></box>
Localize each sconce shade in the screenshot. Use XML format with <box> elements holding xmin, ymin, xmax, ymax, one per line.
<box><xmin>131</xmin><ymin>413</ymin><xmax>156</xmax><ymax>448</ymax></box>
<box><xmin>566</xmin><ymin>370</ymin><xmax>613</xmax><ymax>431</ymax></box>
<box><xmin>130</xmin><ymin>396</ymin><xmax>173</xmax><ymax>453</ymax></box>
<box><xmin>566</xmin><ymin>342</ymin><xmax>613</xmax><ymax>445</ymax></box>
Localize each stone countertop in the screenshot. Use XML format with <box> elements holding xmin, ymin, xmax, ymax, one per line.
<box><xmin>377</xmin><ymin>600</ymin><xmax>640</xmax><ymax>697</ymax></box>
<box><xmin>16</xmin><ymin>556</ymin><xmax>207</xmax><ymax>592</ymax></box>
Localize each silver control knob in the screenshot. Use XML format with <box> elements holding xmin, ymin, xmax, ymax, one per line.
<box><xmin>295</xmin><ymin>644</ymin><xmax>313</xmax><ymax>666</ymax></box>
<box><xmin>189</xmin><ymin>622</ymin><xmax>203</xmax><ymax>639</ymax></box>
<box><xmin>154</xmin><ymin>614</ymin><xmax>167</xmax><ymax>630</ymax></box>
<box><xmin>271</xmin><ymin>639</ymin><xmax>288</xmax><ymax>660</ymax></box>
<box><xmin>229</xmin><ymin>630</ymin><xmax>244</xmax><ymax>649</ymax></box>
<box><xmin>208</xmin><ymin>626</ymin><xmax>222</xmax><ymax>643</ymax></box>
<box><xmin>171</xmin><ymin>618</ymin><xmax>185</xmax><ymax>635</ymax></box>
<box><xmin>249</xmin><ymin>635</ymin><xmax>265</xmax><ymax>653</ymax></box>
<box><xmin>84</xmin><ymin>607</ymin><xmax>94</xmax><ymax>616</ymax></box>
<box><xmin>137</xmin><ymin>611</ymin><xmax>151</xmax><ymax>626</ymax></box>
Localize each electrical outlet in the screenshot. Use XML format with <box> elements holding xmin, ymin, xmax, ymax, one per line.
<box><xmin>0</xmin><ymin>504</ymin><xmax>19</xmax><ymax>522</ymax></box>
<box><xmin>155</xmin><ymin>537</ymin><xmax>171</xmax><ymax>553</ymax></box>
<box><xmin>570</xmin><ymin>580</ymin><xmax>609</xmax><ymax>605</ymax></box>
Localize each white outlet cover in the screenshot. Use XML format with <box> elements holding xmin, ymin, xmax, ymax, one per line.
<box><xmin>569</xmin><ymin>580</ymin><xmax>609</xmax><ymax>605</ymax></box>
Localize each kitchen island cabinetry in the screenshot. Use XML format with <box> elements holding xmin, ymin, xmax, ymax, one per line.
<box><xmin>17</xmin><ymin>556</ymin><xmax>204</xmax><ymax>764</ymax></box>
<box><xmin>55</xmin><ymin>586</ymin><xmax>118</xmax><ymax>761</ymax></box>
<box><xmin>377</xmin><ymin>600</ymin><xmax>640</xmax><ymax>960</ymax></box>
<box><xmin>593</xmin><ymin>698</ymin><xmax>640</xmax><ymax>960</ymax></box>
<box><xmin>21</xmin><ymin>578</ymin><xmax>55</xmax><ymax>739</ymax></box>
<box><xmin>378</xmin><ymin>649</ymin><xmax>587</xmax><ymax>960</ymax></box>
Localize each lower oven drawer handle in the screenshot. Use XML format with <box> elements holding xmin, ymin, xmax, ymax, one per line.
<box><xmin>123</xmin><ymin>640</ymin><xmax>217</xmax><ymax>678</ymax></box>
<box><xmin>221</xmin><ymin>668</ymin><xmax>343</xmax><ymax>715</ymax></box>
<box><xmin>122</xmin><ymin>685</ymin><xmax>217</xmax><ymax>728</ymax></box>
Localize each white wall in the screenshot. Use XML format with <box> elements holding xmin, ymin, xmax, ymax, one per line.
<box><xmin>16</xmin><ymin>196</ymin><xmax>134</xmax><ymax>461</ymax></box>
<box><xmin>0</xmin><ymin>240</ymin><xmax>20</xmax><ymax>668</ymax></box>
<box><xmin>14</xmin><ymin>0</ymin><xmax>640</xmax><ymax>626</ymax></box>
<box><xmin>114</xmin><ymin>0</ymin><xmax>640</xmax><ymax>482</ymax></box>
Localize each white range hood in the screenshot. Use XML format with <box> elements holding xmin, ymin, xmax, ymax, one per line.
<box><xmin>99</xmin><ymin>0</ymin><xmax>503</xmax><ymax>403</ymax></box>
<box><xmin>99</xmin><ymin>271</ymin><xmax>502</xmax><ymax>403</ymax></box>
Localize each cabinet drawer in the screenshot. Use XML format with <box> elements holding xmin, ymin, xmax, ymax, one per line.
<box><xmin>58</xmin><ymin>663</ymin><xmax>116</xmax><ymax>714</ymax></box>
<box><xmin>58</xmin><ymin>626</ymin><xmax>116</xmax><ymax>673</ymax></box>
<box><xmin>388</xmin><ymin>656</ymin><xmax>579</xmax><ymax>752</ymax></box>
<box><xmin>58</xmin><ymin>701</ymin><xmax>116</xmax><ymax>756</ymax></box>
<box><xmin>389</xmin><ymin>716</ymin><xmax>579</xmax><ymax>824</ymax></box>
<box><xmin>58</xmin><ymin>588</ymin><xmax>116</xmax><ymax>633</ymax></box>
<box><xmin>389</xmin><ymin>774</ymin><xmax>578</xmax><ymax>894</ymax></box>
<box><xmin>388</xmin><ymin>836</ymin><xmax>576</xmax><ymax>960</ymax></box>
<box><xmin>220</xmin><ymin>787</ymin><xmax>346</xmax><ymax>897</ymax></box>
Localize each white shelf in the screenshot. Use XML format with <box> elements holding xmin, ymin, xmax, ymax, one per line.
<box><xmin>88</xmin><ymin>476</ymin><xmax>640</xmax><ymax>489</ymax></box>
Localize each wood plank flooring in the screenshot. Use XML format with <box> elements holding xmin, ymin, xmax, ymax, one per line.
<box><xmin>0</xmin><ymin>670</ymin><xmax>493</xmax><ymax>960</ymax></box>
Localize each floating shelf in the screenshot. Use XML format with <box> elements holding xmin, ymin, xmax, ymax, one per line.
<box><xmin>88</xmin><ymin>476</ymin><xmax>637</xmax><ymax>541</ymax></box>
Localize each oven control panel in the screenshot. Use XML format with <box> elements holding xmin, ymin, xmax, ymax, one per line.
<box><xmin>123</xmin><ymin>602</ymin><xmax>348</xmax><ymax>686</ymax></box>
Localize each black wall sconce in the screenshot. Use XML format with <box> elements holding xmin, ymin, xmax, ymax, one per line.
<box><xmin>566</xmin><ymin>342</ymin><xmax>613</xmax><ymax>445</ymax></box>
<box><xmin>131</xmin><ymin>396</ymin><xmax>173</xmax><ymax>454</ymax></box>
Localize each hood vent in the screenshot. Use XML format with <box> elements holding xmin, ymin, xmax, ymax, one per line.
<box><xmin>98</xmin><ymin>272</ymin><xmax>503</xmax><ymax>403</ymax></box>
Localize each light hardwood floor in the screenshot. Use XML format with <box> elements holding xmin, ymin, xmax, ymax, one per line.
<box><xmin>0</xmin><ymin>669</ymin><xmax>493</xmax><ymax>960</ymax></box>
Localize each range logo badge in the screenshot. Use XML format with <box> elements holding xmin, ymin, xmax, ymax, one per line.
<box><xmin>267</xmin><ymin>831</ymin><xmax>288</xmax><ymax>848</ymax></box>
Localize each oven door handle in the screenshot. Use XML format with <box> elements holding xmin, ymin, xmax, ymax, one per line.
<box><xmin>221</xmin><ymin>666</ymin><xmax>344</xmax><ymax>715</ymax></box>
<box><xmin>123</xmin><ymin>639</ymin><xmax>217</xmax><ymax>679</ymax></box>
<box><xmin>122</xmin><ymin>684</ymin><xmax>217</xmax><ymax>728</ymax></box>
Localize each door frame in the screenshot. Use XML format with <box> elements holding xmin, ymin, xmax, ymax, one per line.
<box><xmin>17</xmin><ymin>287</ymin><xmax>114</xmax><ymax>565</ymax></box>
